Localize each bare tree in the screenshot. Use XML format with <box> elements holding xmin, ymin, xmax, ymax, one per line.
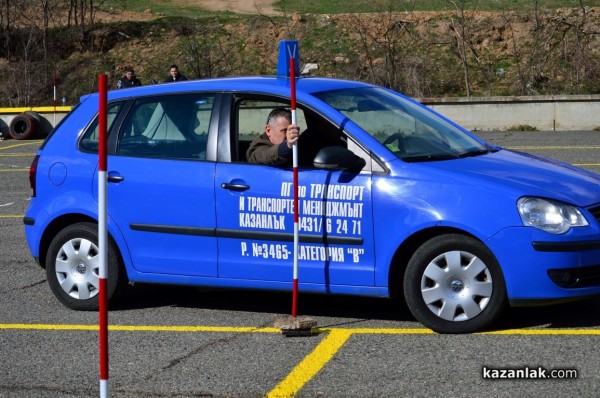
<box><xmin>345</xmin><ymin>1</ymin><xmax>432</xmax><ymax>96</ymax></box>
<box><xmin>62</xmin><ymin>0</ymin><xmax>101</xmax><ymax>50</ymax></box>
<box><xmin>499</xmin><ymin>10</ymin><xmax>527</xmax><ymax>95</ymax></box>
<box><xmin>565</xmin><ymin>1</ymin><xmax>600</xmax><ymax>90</ymax></box>
<box><xmin>181</xmin><ymin>19</ymin><xmax>235</xmax><ymax>79</ymax></box>
<box><xmin>2</xmin><ymin>26</ymin><xmax>44</xmax><ymax>106</ymax></box>
<box><xmin>447</xmin><ymin>0</ymin><xmax>479</xmax><ymax>97</ymax></box>
<box><xmin>0</xmin><ymin>0</ymin><xmax>11</xmax><ymax>59</ymax></box>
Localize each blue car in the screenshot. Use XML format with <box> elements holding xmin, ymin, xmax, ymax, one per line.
<box><xmin>23</xmin><ymin>47</ymin><xmax>600</xmax><ymax>333</ymax></box>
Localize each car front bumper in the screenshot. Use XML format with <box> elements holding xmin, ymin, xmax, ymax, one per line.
<box><xmin>487</xmin><ymin>226</ymin><xmax>600</xmax><ymax>304</ymax></box>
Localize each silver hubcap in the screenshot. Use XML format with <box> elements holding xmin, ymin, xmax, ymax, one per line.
<box><xmin>55</xmin><ymin>238</ymin><xmax>100</xmax><ymax>300</ymax></box>
<box><xmin>420</xmin><ymin>250</ymin><xmax>493</xmax><ymax>322</ymax></box>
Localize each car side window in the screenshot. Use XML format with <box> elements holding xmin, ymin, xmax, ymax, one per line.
<box><xmin>233</xmin><ymin>98</ymin><xmax>356</xmax><ymax>165</ymax></box>
<box><xmin>79</xmin><ymin>102</ymin><xmax>124</xmax><ymax>153</ymax></box>
<box><xmin>116</xmin><ymin>94</ymin><xmax>214</xmax><ymax>160</ymax></box>
<box><xmin>234</xmin><ymin>99</ymin><xmax>306</xmax><ymax>163</ymax></box>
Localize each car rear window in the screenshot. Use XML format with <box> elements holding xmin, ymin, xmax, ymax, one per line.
<box><xmin>116</xmin><ymin>94</ymin><xmax>214</xmax><ymax>161</ymax></box>
<box><xmin>79</xmin><ymin>101</ymin><xmax>124</xmax><ymax>153</ymax></box>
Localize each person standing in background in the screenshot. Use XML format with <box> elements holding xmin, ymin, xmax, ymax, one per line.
<box><xmin>163</xmin><ymin>64</ymin><xmax>188</xmax><ymax>83</ymax></box>
<box><xmin>116</xmin><ymin>67</ymin><xmax>142</xmax><ymax>89</ymax></box>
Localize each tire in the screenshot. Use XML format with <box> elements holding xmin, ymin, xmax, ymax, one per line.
<box><xmin>403</xmin><ymin>234</ymin><xmax>506</xmax><ymax>334</ymax></box>
<box><xmin>9</xmin><ymin>112</ymin><xmax>37</xmax><ymax>140</ymax></box>
<box><xmin>45</xmin><ymin>222</ymin><xmax>128</xmax><ymax>310</ymax></box>
<box><xmin>25</xmin><ymin>110</ymin><xmax>41</xmax><ymax>123</ymax></box>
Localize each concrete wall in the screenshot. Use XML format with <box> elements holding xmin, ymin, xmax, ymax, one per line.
<box><xmin>1</xmin><ymin>95</ymin><xmax>599</xmax><ymax>139</ymax></box>
<box><xmin>423</xmin><ymin>95</ymin><xmax>600</xmax><ymax>131</ymax></box>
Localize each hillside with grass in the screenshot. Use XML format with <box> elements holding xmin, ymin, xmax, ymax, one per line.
<box><xmin>0</xmin><ymin>0</ymin><xmax>599</xmax><ymax>107</ymax></box>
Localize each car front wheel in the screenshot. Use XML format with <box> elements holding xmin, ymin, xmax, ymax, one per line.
<box><xmin>45</xmin><ymin>222</ymin><xmax>128</xmax><ymax>310</ymax></box>
<box><xmin>404</xmin><ymin>234</ymin><xmax>506</xmax><ymax>333</ymax></box>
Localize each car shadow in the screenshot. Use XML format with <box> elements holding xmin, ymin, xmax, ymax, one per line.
<box><xmin>118</xmin><ymin>283</ymin><xmax>407</xmax><ymax>322</ymax></box>
<box><xmin>494</xmin><ymin>297</ymin><xmax>600</xmax><ymax>330</ymax></box>
<box><xmin>117</xmin><ymin>283</ymin><xmax>600</xmax><ymax>331</ymax></box>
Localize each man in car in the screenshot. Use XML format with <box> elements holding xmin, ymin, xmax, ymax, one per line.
<box><xmin>246</xmin><ymin>107</ymin><xmax>300</xmax><ymax>166</ymax></box>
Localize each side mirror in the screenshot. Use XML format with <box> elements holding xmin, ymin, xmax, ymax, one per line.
<box><xmin>313</xmin><ymin>146</ymin><xmax>366</xmax><ymax>171</ymax></box>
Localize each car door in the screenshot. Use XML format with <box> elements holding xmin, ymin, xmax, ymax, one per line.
<box><xmin>94</xmin><ymin>93</ymin><xmax>218</xmax><ymax>277</ymax></box>
<box><xmin>214</xmin><ymin>97</ymin><xmax>375</xmax><ymax>287</ymax></box>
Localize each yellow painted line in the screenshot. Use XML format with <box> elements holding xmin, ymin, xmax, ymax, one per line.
<box><xmin>0</xmin><ymin>323</ymin><xmax>99</xmax><ymax>331</ymax></box>
<box><xmin>0</xmin><ymin>323</ymin><xmax>281</xmax><ymax>333</ymax></box>
<box><xmin>481</xmin><ymin>328</ymin><xmax>600</xmax><ymax>335</ymax></box>
<box><xmin>0</xmin><ymin>215</ymin><xmax>24</xmax><ymax>219</ymax></box>
<box><xmin>112</xmin><ymin>325</ymin><xmax>281</xmax><ymax>333</ymax></box>
<box><xmin>508</xmin><ymin>145</ymin><xmax>600</xmax><ymax>150</ymax></box>
<box><xmin>345</xmin><ymin>327</ymin><xmax>435</xmax><ymax>334</ymax></box>
<box><xmin>0</xmin><ymin>168</ymin><xmax>29</xmax><ymax>172</ymax></box>
<box><xmin>1</xmin><ymin>323</ymin><xmax>599</xmax><ymax>335</ymax></box>
<box><xmin>2</xmin><ymin>322</ymin><xmax>598</xmax><ymax>397</ymax></box>
<box><xmin>267</xmin><ymin>329</ymin><xmax>352</xmax><ymax>398</ymax></box>
<box><xmin>0</xmin><ymin>141</ymin><xmax>42</xmax><ymax>150</ymax></box>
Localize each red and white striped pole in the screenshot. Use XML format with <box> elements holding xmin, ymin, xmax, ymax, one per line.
<box><xmin>97</xmin><ymin>73</ymin><xmax>109</xmax><ymax>398</ymax></box>
<box><xmin>289</xmin><ymin>51</ymin><xmax>299</xmax><ymax>318</ymax></box>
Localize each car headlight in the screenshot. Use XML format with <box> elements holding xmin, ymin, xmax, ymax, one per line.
<box><xmin>517</xmin><ymin>197</ymin><xmax>589</xmax><ymax>234</ymax></box>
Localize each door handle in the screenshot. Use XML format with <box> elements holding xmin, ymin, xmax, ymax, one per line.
<box><xmin>107</xmin><ymin>174</ymin><xmax>124</xmax><ymax>183</ymax></box>
<box><xmin>221</xmin><ymin>182</ymin><xmax>249</xmax><ymax>192</ymax></box>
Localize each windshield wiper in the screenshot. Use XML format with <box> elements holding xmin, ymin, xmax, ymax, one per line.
<box><xmin>457</xmin><ymin>148</ymin><xmax>491</xmax><ymax>158</ymax></box>
<box><xmin>401</xmin><ymin>154</ymin><xmax>460</xmax><ymax>162</ymax></box>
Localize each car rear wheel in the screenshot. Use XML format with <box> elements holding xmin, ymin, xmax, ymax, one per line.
<box><xmin>403</xmin><ymin>234</ymin><xmax>506</xmax><ymax>333</ymax></box>
<box><xmin>45</xmin><ymin>222</ymin><xmax>128</xmax><ymax>310</ymax></box>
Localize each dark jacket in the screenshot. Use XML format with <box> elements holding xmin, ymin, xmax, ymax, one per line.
<box><xmin>163</xmin><ymin>74</ymin><xmax>188</xmax><ymax>83</ymax></box>
<box><xmin>246</xmin><ymin>133</ymin><xmax>292</xmax><ymax>166</ymax></box>
<box><xmin>116</xmin><ymin>76</ymin><xmax>142</xmax><ymax>89</ymax></box>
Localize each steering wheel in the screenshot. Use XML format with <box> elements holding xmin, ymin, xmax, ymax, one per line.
<box><xmin>383</xmin><ymin>132</ymin><xmax>405</xmax><ymax>153</ymax></box>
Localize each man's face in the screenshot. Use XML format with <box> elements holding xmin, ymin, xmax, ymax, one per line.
<box><xmin>265</xmin><ymin>116</ymin><xmax>290</xmax><ymax>145</ymax></box>
<box><xmin>125</xmin><ymin>71</ymin><xmax>134</xmax><ymax>80</ymax></box>
<box><xmin>169</xmin><ymin>68</ymin><xmax>179</xmax><ymax>77</ymax></box>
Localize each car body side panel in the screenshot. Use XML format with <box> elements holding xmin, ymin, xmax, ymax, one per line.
<box><xmin>93</xmin><ymin>156</ymin><xmax>218</xmax><ymax>277</ymax></box>
<box><xmin>215</xmin><ymin>162</ymin><xmax>375</xmax><ymax>287</ymax></box>
<box><xmin>371</xmin><ymin>155</ymin><xmax>600</xmax><ymax>298</ymax></box>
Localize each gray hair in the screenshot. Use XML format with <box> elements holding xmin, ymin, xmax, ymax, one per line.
<box><xmin>266</xmin><ymin>107</ymin><xmax>291</xmax><ymax>126</ymax></box>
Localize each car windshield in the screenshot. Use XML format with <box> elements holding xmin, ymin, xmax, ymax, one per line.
<box><xmin>313</xmin><ymin>87</ymin><xmax>491</xmax><ymax>162</ymax></box>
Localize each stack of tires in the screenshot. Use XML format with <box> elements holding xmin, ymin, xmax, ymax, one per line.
<box><xmin>9</xmin><ymin>111</ymin><xmax>41</xmax><ymax>140</ymax></box>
